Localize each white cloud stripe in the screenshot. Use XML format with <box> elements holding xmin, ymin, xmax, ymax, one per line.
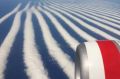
<box><xmin>0</xmin><ymin>4</ymin><xmax>21</xmax><ymax>24</ymax></box>
<box><xmin>85</xmin><ymin>42</ymin><xmax>105</xmax><ymax>79</ymax></box>
<box><xmin>77</xmin><ymin>10</ymin><xmax>120</xmax><ymax>30</ymax></box>
<box><xmin>0</xmin><ymin>3</ymin><xmax>30</xmax><ymax>79</ymax></box>
<box><xmin>75</xmin><ymin>6</ymin><xmax>120</xmax><ymax>24</ymax></box>
<box><xmin>49</xmin><ymin>2</ymin><xmax>120</xmax><ymax>15</ymax></box>
<box><xmin>82</xmin><ymin>4</ymin><xmax>120</xmax><ymax>16</ymax></box>
<box><xmin>23</xmin><ymin>10</ymin><xmax>49</xmax><ymax>79</ymax></box>
<box><xmin>69</xmin><ymin>12</ymin><xmax>120</xmax><ymax>36</ymax></box>
<box><xmin>38</xmin><ymin>7</ymin><xmax>79</xmax><ymax>51</ymax></box>
<box><xmin>21</xmin><ymin>2</ymin><xmax>31</xmax><ymax>12</ymax></box>
<box><xmin>80</xmin><ymin>3</ymin><xmax>120</xmax><ymax>15</ymax></box>
<box><xmin>0</xmin><ymin>2</ymin><xmax>31</xmax><ymax>25</ymax></box>
<box><xmin>77</xmin><ymin>5</ymin><xmax>120</xmax><ymax>21</ymax></box>
<box><xmin>32</xmin><ymin>7</ymin><xmax>74</xmax><ymax>79</ymax></box>
<box><xmin>48</xmin><ymin>3</ymin><xmax>120</xmax><ymax>36</ymax></box>
<box><xmin>48</xmin><ymin>6</ymin><xmax>118</xmax><ymax>40</ymax></box>
<box><xmin>52</xmin><ymin>3</ymin><xmax>120</xmax><ymax>22</ymax></box>
<box><xmin>0</xmin><ymin>11</ymin><xmax>22</xmax><ymax>79</ymax></box>
<box><xmin>66</xmin><ymin>6</ymin><xmax>120</xmax><ymax>29</ymax></box>
<box><xmin>44</xmin><ymin>6</ymin><xmax>96</xmax><ymax>41</ymax></box>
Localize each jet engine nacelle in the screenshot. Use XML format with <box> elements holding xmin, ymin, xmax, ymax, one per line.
<box><xmin>75</xmin><ymin>40</ymin><xmax>120</xmax><ymax>79</ymax></box>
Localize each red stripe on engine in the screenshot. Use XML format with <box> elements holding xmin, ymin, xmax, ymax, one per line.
<box><xmin>97</xmin><ymin>40</ymin><xmax>120</xmax><ymax>79</ymax></box>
